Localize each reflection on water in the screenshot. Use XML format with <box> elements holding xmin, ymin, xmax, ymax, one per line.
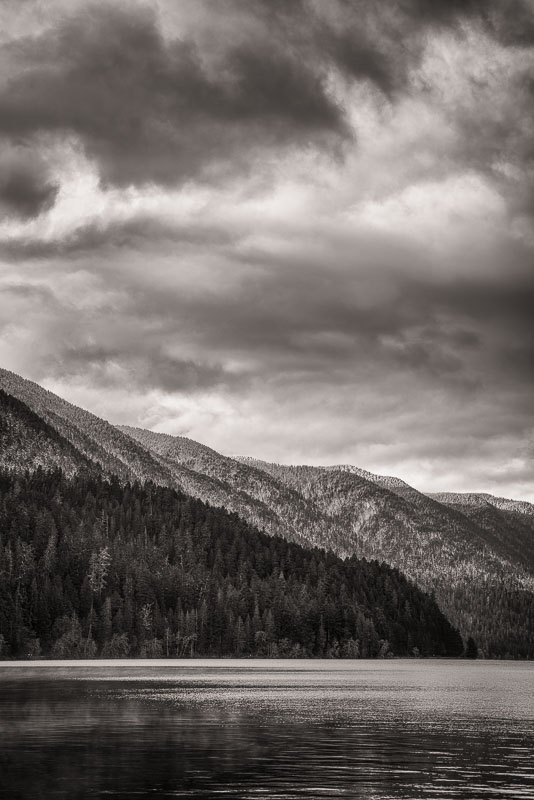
<box><xmin>1</xmin><ymin>660</ymin><xmax>533</xmax><ymax>799</ymax></box>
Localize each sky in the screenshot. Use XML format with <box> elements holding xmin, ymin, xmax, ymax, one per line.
<box><xmin>0</xmin><ymin>0</ymin><xmax>533</xmax><ymax>501</ymax></box>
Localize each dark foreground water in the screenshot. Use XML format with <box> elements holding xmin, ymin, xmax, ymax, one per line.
<box><xmin>0</xmin><ymin>660</ymin><xmax>533</xmax><ymax>799</ymax></box>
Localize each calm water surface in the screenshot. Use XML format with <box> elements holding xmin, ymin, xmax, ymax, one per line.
<box><xmin>0</xmin><ymin>659</ymin><xmax>533</xmax><ymax>799</ymax></box>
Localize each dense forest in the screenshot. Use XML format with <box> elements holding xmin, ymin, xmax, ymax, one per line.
<box><xmin>0</xmin><ymin>469</ymin><xmax>464</xmax><ymax>660</ymax></box>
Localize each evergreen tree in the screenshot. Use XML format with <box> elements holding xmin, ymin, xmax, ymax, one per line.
<box><xmin>465</xmin><ymin>636</ymin><xmax>478</xmax><ymax>659</ymax></box>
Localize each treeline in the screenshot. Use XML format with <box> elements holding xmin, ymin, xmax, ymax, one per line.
<box><xmin>446</xmin><ymin>581</ymin><xmax>534</xmax><ymax>660</ymax></box>
<box><xmin>0</xmin><ymin>469</ymin><xmax>464</xmax><ymax>660</ymax></box>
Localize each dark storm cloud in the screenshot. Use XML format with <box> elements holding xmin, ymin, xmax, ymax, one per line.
<box><xmin>404</xmin><ymin>0</ymin><xmax>534</xmax><ymax>47</ymax></box>
<box><xmin>0</xmin><ymin>148</ymin><xmax>59</xmax><ymax>218</ymax></box>
<box><xmin>0</xmin><ymin>3</ymin><xmax>346</xmax><ymax>187</ymax></box>
<box><xmin>0</xmin><ymin>275</ymin><xmax>246</xmax><ymax>395</ymax></box>
<box><xmin>61</xmin><ymin>233</ymin><xmax>522</xmax><ymax>397</ymax></box>
<box><xmin>357</xmin><ymin>0</ymin><xmax>534</xmax><ymax>42</ymax></box>
<box><xmin>2</xmin><ymin>0</ymin><xmax>521</xmax><ymax>198</ymax></box>
<box><xmin>0</xmin><ymin>215</ymin><xmax>233</xmax><ymax>261</ymax></box>
<box><xmin>119</xmin><ymin>239</ymin><xmax>420</xmax><ymax>354</ymax></box>
<box><xmin>447</xmin><ymin>81</ymin><xmax>534</xmax><ymax>193</ymax></box>
<box><xmin>485</xmin><ymin>0</ymin><xmax>534</xmax><ymax>45</ymax></box>
<box><xmin>246</xmin><ymin>0</ymin><xmax>406</xmax><ymax>96</ymax></box>
<box><xmin>405</xmin><ymin>0</ymin><xmax>488</xmax><ymax>23</ymax></box>
<box><xmin>58</xmin><ymin>342</ymin><xmax>244</xmax><ymax>394</ymax></box>
<box><xmin>319</xmin><ymin>2</ymin><xmax>468</xmax><ymax>97</ymax></box>
<box><xmin>1</xmin><ymin>0</ymin><xmax>529</xmax><ymax>195</ymax></box>
<box><xmin>0</xmin><ymin>282</ymin><xmax>58</xmax><ymax>304</ymax></box>
<box><xmin>321</xmin><ymin>28</ymin><xmax>398</xmax><ymax>95</ymax></box>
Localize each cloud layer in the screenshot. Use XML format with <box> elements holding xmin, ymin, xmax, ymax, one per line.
<box><xmin>1</xmin><ymin>0</ymin><xmax>533</xmax><ymax>500</ymax></box>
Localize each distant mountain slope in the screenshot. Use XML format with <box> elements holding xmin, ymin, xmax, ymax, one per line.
<box><xmin>120</xmin><ymin>426</ymin><xmax>534</xmax><ymax>657</ymax></box>
<box><xmin>430</xmin><ymin>492</ymin><xmax>534</xmax><ymax>573</ymax></box>
<box><xmin>239</xmin><ymin>458</ymin><xmax>533</xmax><ymax>577</ymax></box>
<box><xmin>118</xmin><ymin>426</ymin><xmax>342</xmax><ymax>551</ymax></box>
<box><xmin>431</xmin><ymin>492</ymin><xmax>534</xmax><ymax>518</ymax></box>
<box><xmin>235</xmin><ymin>459</ymin><xmax>534</xmax><ymax>657</ymax></box>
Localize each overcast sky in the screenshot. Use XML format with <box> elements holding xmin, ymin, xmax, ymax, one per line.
<box><xmin>1</xmin><ymin>0</ymin><xmax>533</xmax><ymax>500</ymax></box>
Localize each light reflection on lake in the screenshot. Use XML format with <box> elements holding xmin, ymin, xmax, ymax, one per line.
<box><xmin>1</xmin><ymin>659</ymin><xmax>533</xmax><ymax>799</ymax></box>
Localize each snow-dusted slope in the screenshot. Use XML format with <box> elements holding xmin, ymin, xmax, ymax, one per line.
<box><xmin>234</xmin><ymin>458</ymin><xmax>534</xmax><ymax>657</ymax></box>
<box><xmin>0</xmin><ymin>368</ymin><xmax>170</xmax><ymax>484</ymax></box>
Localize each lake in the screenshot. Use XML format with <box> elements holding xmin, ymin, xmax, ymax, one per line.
<box><xmin>0</xmin><ymin>659</ymin><xmax>533</xmax><ymax>799</ymax></box>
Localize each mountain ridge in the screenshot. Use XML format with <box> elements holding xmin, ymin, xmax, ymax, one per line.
<box><xmin>121</xmin><ymin>432</ymin><xmax>534</xmax><ymax>657</ymax></box>
<box><xmin>1</xmin><ymin>368</ymin><xmax>533</xmax><ymax>657</ymax></box>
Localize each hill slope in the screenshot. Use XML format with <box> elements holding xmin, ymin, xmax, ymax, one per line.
<box><xmin>119</xmin><ymin>426</ymin><xmax>346</xmax><ymax>552</ymax></box>
<box><xmin>0</xmin><ymin>388</ymin><xmax>94</xmax><ymax>476</ymax></box>
<box><xmin>0</xmin><ymin>370</ymin><xmax>318</xmax><ymax>551</ymax></box>
<box><xmin>0</xmin><ymin>370</ymin><xmax>301</xmax><ymax>544</ymax></box>
<box><xmin>0</xmin><ymin>468</ymin><xmax>464</xmax><ymax>659</ymax></box>
<box><xmin>119</xmin><ymin>426</ymin><xmax>534</xmax><ymax>656</ymax></box>
<box><xmin>0</xmin><ymin>368</ymin><xmax>172</xmax><ymax>484</ymax></box>
<box><xmin>235</xmin><ymin>459</ymin><xmax>534</xmax><ymax>657</ymax></box>
<box><xmin>430</xmin><ymin>492</ymin><xmax>534</xmax><ymax>573</ymax></box>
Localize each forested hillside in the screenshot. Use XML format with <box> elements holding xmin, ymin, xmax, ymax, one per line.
<box><xmin>1</xmin><ymin>369</ymin><xmax>532</xmax><ymax>659</ymax></box>
<box><xmin>431</xmin><ymin>492</ymin><xmax>534</xmax><ymax>572</ymax></box>
<box><xmin>0</xmin><ymin>389</ymin><xmax>93</xmax><ymax>477</ymax></box>
<box><xmin>0</xmin><ymin>469</ymin><xmax>464</xmax><ymax>660</ymax></box>
<box><xmin>0</xmin><ymin>370</ymin><xmax>324</xmax><ymax>549</ymax></box>
<box><xmin>239</xmin><ymin>460</ymin><xmax>534</xmax><ymax>658</ymax></box>
<box><xmin>120</xmin><ymin>422</ymin><xmax>534</xmax><ymax>657</ymax></box>
<box><xmin>120</xmin><ymin>425</ymin><xmax>345</xmax><ymax>551</ymax></box>
<box><xmin>0</xmin><ymin>368</ymin><xmax>173</xmax><ymax>485</ymax></box>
